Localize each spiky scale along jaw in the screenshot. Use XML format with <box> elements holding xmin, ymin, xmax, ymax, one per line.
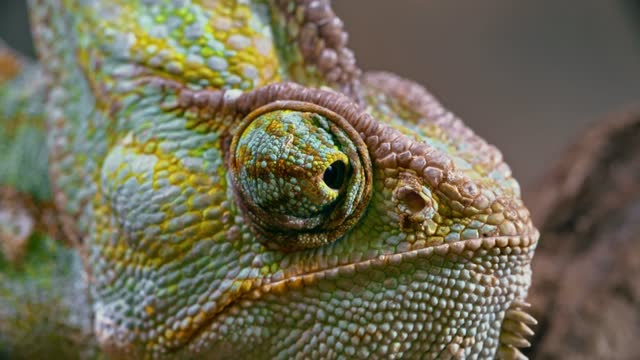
<box><xmin>0</xmin><ymin>0</ymin><xmax>538</xmax><ymax>358</ymax></box>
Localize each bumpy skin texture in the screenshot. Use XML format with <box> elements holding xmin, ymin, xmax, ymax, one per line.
<box><xmin>0</xmin><ymin>1</ymin><xmax>538</xmax><ymax>359</ymax></box>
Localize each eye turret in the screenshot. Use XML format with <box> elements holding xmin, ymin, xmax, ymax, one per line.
<box><xmin>230</xmin><ymin>101</ymin><xmax>372</xmax><ymax>251</ymax></box>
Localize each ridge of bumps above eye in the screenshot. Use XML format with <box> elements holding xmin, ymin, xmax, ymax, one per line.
<box><xmin>230</xmin><ymin>101</ymin><xmax>372</xmax><ymax>251</ymax></box>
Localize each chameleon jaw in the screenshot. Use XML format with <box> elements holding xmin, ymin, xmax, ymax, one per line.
<box><xmin>180</xmin><ymin>231</ymin><xmax>538</xmax><ymax>356</ymax></box>
<box><xmin>254</xmin><ymin>232</ymin><xmax>539</xmax><ymax>295</ymax></box>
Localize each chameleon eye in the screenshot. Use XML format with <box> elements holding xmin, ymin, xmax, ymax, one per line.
<box><xmin>230</xmin><ymin>101</ymin><xmax>372</xmax><ymax>251</ymax></box>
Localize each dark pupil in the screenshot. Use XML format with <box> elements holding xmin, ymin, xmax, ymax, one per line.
<box><xmin>323</xmin><ymin>160</ymin><xmax>347</xmax><ymax>190</ymax></box>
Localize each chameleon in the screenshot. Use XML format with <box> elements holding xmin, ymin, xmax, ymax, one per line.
<box><xmin>0</xmin><ymin>0</ymin><xmax>539</xmax><ymax>359</ymax></box>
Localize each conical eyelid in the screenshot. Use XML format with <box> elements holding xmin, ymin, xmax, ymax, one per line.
<box><xmin>229</xmin><ymin>100</ymin><xmax>372</xmax><ymax>252</ymax></box>
<box><xmin>234</xmin><ymin>110</ymin><xmax>347</xmax><ymax>218</ymax></box>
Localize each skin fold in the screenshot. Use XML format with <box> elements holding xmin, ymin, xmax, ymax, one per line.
<box><xmin>0</xmin><ymin>1</ymin><xmax>538</xmax><ymax>359</ymax></box>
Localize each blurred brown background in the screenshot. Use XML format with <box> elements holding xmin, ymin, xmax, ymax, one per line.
<box><xmin>1</xmin><ymin>0</ymin><xmax>639</xmax><ymax>193</ymax></box>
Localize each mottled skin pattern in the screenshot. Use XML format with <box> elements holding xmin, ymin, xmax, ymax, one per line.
<box><xmin>0</xmin><ymin>1</ymin><xmax>538</xmax><ymax>359</ymax></box>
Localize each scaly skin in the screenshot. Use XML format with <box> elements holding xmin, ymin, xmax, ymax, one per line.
<box><xmin>0</xmin><ymin>1</ymin><xmax>538</xmax><ymax>359</ymax></box>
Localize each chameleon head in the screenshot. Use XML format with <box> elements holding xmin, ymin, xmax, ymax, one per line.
<box><xmin>22</xmin><ymin>0</ymin><xmax>537</xmax><ymax>356</ymax></box>
<box><xmin>91</xmin><ymin>80</ymin><xmax>537</xmax><ymax>359</ymax></box>
<box><xmin>92</xmin><ymin>79</ymin><xmax>538</xmax><ymax>359</ymax></box>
